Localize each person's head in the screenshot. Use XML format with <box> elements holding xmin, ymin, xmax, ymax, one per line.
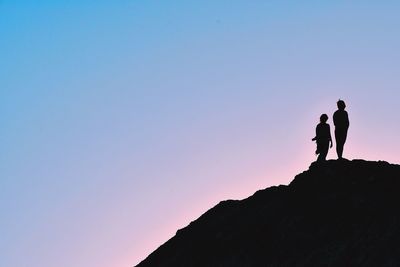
<box><xmin>337</xmin><ymin>99</ymin><xmax>346</xmax><ymax>110</ymax></box>
<box><xmin>320</xmin><ymin>114</ymin><xmax>328</xmax><ymax>123</ymax></box>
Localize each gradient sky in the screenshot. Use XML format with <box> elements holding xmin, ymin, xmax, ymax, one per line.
<box><xmin>2</xmin><ymin>1</ymin><xmax>400</xmax><ymax>266</ymax></box>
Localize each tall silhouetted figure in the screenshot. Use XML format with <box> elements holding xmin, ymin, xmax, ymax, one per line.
<box><xmin>312</xmin><ymin>114</ymin><xmax>333</xmax><ymax>162</ymax></box>
<box><xmin>333</xmin><ymin>100</ymin><xmax>349</xmax><ymax>159</ymax></box>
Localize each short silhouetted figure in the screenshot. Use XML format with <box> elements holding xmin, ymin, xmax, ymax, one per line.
<box><xmin>333</xmin><ymin>100</ymin><xmax>349</xmax><ymax>159</ymax></box>
<box><xmin>312</xmin><ymin>114</ymin><xmax>333</xmax><ymax>162</ymax></box>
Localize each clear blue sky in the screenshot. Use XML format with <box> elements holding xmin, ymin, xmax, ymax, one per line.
<box><xmin>2</xmin><ymin>1</ymin><xmax>400</xmax><ymax>266</ymax></box>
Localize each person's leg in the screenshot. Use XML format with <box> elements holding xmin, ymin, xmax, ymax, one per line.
<box><xmin>342</xmin><ymin>130</ymin><xmax>348</xmax><ymax>157</ymax></box>
<box><xmin>335</xmin><ymin>130</ymin><xmax>348</xmax><ymax>159</ymax></box>
<box><xmin>317</xmin><ymin>143</ymin><xmax>328</xmax><ymax>161</ymax></box>
<box><xmin>318</xmin><ymin>151</ymin><xmax>326</xmax><ymax>161</ymax></box>
<box><xmin>337</xmin><ymin>143</ymin><xmax>343</xmax><ymax>159</ymax></box>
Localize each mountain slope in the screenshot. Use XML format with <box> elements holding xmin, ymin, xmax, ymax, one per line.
<box><xmin>136</xmin><ymin>160</ymin><xmax>400</xmax><ymax>267</ymax></box>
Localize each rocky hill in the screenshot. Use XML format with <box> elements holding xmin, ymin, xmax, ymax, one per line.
<box><xmin>136</xmin><ymin>160</ymin><xmax>400</xmax><ymax>267</ymax></box>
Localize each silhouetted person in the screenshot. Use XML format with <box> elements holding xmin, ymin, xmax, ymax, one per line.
<box><xmin>333</xmin><ymin>100</ymin><xmax>349</xmax><ymax>159</ymax></box>
<box><xmin>312</xmin><ymin>114</ymin><xmax>333</xmax><ymax>162</ymax></box>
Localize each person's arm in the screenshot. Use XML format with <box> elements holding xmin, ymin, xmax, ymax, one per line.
<box><xmin>312</xmin><ymin>125</ymin><xmax>320</xmax><ymax>141</ymax></box>
<box><xmin>333</xmin><ymin>111</ymin><xmax>337</xmax><ymax>126</ymax></box>
<box><xmin>328</xmin><ymin>125</ymin><xmax>333</xmax><ymax>148</ymax></box>
<box><xmin>345</xmin><ymin>111</ymin><xmax>350</xmax><ymax>129</ymax></box>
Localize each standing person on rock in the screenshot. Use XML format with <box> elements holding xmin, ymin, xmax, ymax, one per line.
<box><xmin>333</xmin><ymin>100</ymin><xmax>350</xmax><ymax>160</ymax></box>
<box><xmin>312</xmin><ymin>114</ymin><xmax>333</xmax><ymax>162</ymax></box>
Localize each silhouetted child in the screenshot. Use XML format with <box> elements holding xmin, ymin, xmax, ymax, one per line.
<box><xmin>312</xmin><ymin>114</ymin><xmax>333</xmax><ymax>162</ymax></box>
<box><xmin>333</xmin><ymin>99</ymin><xmax>349</xmax><ymax>159</ymax></box>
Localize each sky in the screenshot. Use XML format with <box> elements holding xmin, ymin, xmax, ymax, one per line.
<box><xmin>1</xmin><ymin>1</ymin><xmax>400</xmax><ymax>266</ymax></box>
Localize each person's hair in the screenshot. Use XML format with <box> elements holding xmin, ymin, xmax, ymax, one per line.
<box><xmin>320</xmin><ymin>114</ymin><xmax>328</xmax><ymax>123</ymax></box>
<box><xmin>337</xmin><ymin>99</ymin><xmax>346</xmax><ymax>110</ymax></box>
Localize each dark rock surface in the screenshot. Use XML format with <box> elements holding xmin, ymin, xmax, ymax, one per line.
<box><xmin>136</xmin><ymin>160</ymin><xmax>400</xmax><ymax>267</ymax></box>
